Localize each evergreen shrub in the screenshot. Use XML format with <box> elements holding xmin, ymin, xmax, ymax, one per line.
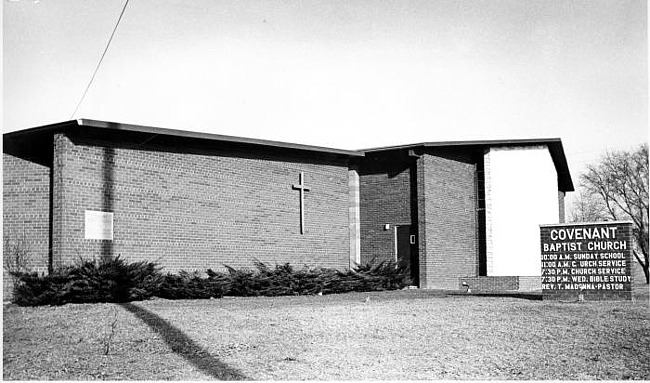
<box><xmin>10</xmin><ymin>257</ymin><xmax>410</xmax><ymax>306</ymax></box>
<box><xmin>157</xmin><ymin>270</ymin><xmax>230</xmax><ymax>299</ymax></box>
<box><xmin>222</xmin><ymin>259</ymin><xmax>410</xmax><ymax>296</ymax></box>
<box><xmin>11</xmin><ymin>256</ymin><xmax>161</xmax><ymax>306</ymax></box>
<box><xmin>322</xmin><ymin>260</ymin><xmax>411</xmax><ymax>294</ymax></box>
<box><xmin>224</xmin><ymin>261</ymin><xmax>328</xmax><ymax>297</ymax></box>
<box><xmin>11</xmin><ymin>272</ymin><xmax>73</xmax><ymax>306</ymax></box>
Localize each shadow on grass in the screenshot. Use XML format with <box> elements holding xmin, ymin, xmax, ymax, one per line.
<box><xmin>120</xmin><ymin>302</ymin><xmax>249</xmax><ymax>380</ymax></box>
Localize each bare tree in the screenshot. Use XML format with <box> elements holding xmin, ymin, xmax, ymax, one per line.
<box><xmin>578</xmin><ymin>143</ymin><xmax>648</xmax><ymax>284</ymax></box>
<box><xmin>569</xmin><ymin>190</ymin><xmax>608</xmax><ymax>223</ymax></box>
<box><xmin>3</xmin><ymin>229</ymin><xmax>31</xmax><ymax>274</ymax></box>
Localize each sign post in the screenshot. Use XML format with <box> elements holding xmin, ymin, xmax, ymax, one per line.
<box><xmin>540</xmin><ymin>221</ymin><xmax>633</xmax><ymax>301</ymax></box>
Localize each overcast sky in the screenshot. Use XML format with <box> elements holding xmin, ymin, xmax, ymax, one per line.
<box><xmin>3</xmin><ymin>0</ymin><xmax>647</xmax><ymax>187</ymax></box>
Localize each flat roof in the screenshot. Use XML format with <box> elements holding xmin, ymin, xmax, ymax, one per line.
<box><xmin>360</xmin><ymin>138</ymin><xmax>574</xmax><ymax>192</ymax></box>
<box><xmin>3</xmin><ymin>119</ymin><xmax>365</xmax><ymax>157</ymax></box>
<box><xmin>361</xmin><ymin>138</ymin><xmax>564</xmax><ymax>153</ymax></box>
<box><xmin>540</xmin><ymin>221</ymin><xmax>633</xmax><ymax>227</ymax></box>
<box><xmin>4</xmin><ymin>119</ymin><xmax>574</xmax><ymax>191</ymax></box>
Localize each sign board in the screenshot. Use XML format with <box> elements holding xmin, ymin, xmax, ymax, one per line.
<box><xmin>540</xmin><ymin>221</ymin><xmax>633</xmax><ymax>301</ymax></box>
<box><xmin>85</xmin><ymin>210</ymin><xmax>114</xmax><ymax>240</ymax></box>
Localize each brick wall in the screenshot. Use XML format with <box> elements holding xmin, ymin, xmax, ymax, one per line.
<box><xmin>418</xmin><ymin>152</ymin><xmax>478</xmax><ymax>289</ymax></box>
<box><xmin>458</xmin><ymin>276</ymin><xmax>542</xmax><ymax>291</ymax></box>
<box><xmin>51</xmin><ymin>134</ymin><xmax>68</xmax><ymax>270</ymax></box>
<box><xmin>518</xmin><ymin>276</ymin><xmax>542</xmax><ymax>291</ymax></box>
<box><xmin>3</xmin><ymin>153</ymin><xmax>51</xmax><ymax>300</ymax></box>
<box><xmin>359</xmin><ymin>160</ymin><xmax>413</xmax><ymax>264</ymax></box>
<box><xmin>348</xmin><ymin>167</ymin><xmax>361</xmax><ymax>266</ymax></box>
<box><xmin>459</xmin><ymin>276</ymin><xmax>518</xmax><ymax>291</ymax></box>
<box><xmin>558</xmin><ymin>191</ymin><xmax>565</xmax><ymax>223</ymax></box>
<box><xmin>51</xmin><ymin>133</ymin><xmax>351</xmax><ymax>273</ymax></box>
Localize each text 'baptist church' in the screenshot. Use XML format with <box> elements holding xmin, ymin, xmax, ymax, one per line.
<box><xmin>543</xmin><ymin>227</ymin><xmax>627</xmax><ymax>252</ymax></box>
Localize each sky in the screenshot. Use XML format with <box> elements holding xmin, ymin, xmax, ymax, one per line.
<box><xmin>2</xmin><ymin>0</ymin><xmax>648</xmax><ymax>195</ymax></box>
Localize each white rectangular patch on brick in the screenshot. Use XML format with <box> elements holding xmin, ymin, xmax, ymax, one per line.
<box><xmin>85</xmin><ymin>210</ymin><xmax>114</xmax><ymax>240</ymax></box>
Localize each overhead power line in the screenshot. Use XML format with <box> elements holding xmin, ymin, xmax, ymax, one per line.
<box><xmin>70</xmin><ymin>0</ymin><xmax>131</xmax><ymax>119</ymax></box>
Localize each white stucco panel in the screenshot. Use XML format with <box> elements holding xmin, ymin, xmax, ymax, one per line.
<box><xmin>485</xmin><ymin>146</ymin><xmax>559</xmax><ymax>276</ymax></box>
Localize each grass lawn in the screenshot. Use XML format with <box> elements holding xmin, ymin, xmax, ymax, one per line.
<box><xmin>3</xmin><ymin>285</ymin><xmax>649</xmax><ymax>380</ymax></box>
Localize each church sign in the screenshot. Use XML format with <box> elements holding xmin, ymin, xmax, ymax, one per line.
<box><xmin>540</xmin><ymin>222</ymin><xmax>633</xmax><ymax>301</ymax></box>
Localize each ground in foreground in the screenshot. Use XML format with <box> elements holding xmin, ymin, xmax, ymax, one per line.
<box><xmin>3</xmin><ymin>289</ymin><xmax>650</xmax><ymax>380</ymax></box>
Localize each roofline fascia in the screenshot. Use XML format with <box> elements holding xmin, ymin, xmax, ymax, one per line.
<box><xmin>4</xmin><ymin>119</ymin><xmax>365</xmax><ymax>157</ymax></box>
<box><xmin>75</xmin><ymin>119</ymin><xmax>364</xmax><ymax>157</ymax></box>
<box><xmin>3</xmin><ymin>120</ymin><xmax>78</xmax><ymax>137</ymax></box>
<box><xmin>360</xmin><ymin>138</ymin><xmax>563</xmax><ymax>153</ymax></box>
<box><xmin>540</xmin><ymin>220</ymin><xmax>633</xmax><ymax>227</ymax></box>
<box><xmin>4</xmin><ymin>120</ymin><xmax>574</xmax><ymax>191</ymax></box>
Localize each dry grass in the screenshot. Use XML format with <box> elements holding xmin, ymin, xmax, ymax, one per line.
<box><xmin>3</xmin><ymin>283</ymin><xmax>649</xmax><ymax>380</ymax></box>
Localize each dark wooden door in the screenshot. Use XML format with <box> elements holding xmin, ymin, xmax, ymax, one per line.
<box><xmin>396</xmin><ymin>225</ymin><xmax>419</xmax><ymax>286</ymax></box>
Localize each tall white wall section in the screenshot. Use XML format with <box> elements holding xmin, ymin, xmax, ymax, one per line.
<box><xmin>484</xmin><ymin>146</ymin><xmax>559</xmax><ymax>276</ymax></box>
<box><xmin>348</xmin><ymin>168</ymin><xmax>361</xmax><ymax>267</ymax></box>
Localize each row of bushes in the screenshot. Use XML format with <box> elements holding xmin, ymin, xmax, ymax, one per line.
<box><xmin>10</xmin><ymin>257</ymin><xmax>411</xmax><ymax>306</ymax></box>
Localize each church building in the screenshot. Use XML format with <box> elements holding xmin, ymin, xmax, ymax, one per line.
<box><xmin>3</xmin><ymin>119</ymin><xmax>573</xmax><ymax>297</ymax></box>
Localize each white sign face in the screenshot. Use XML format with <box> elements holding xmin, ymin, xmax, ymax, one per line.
<box><xmin>84</xmin><ymin>210</ymin><xmax>114</xmax><ymax>240</ymax></box>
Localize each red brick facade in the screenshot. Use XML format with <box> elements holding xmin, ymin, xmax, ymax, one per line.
<box><xmin>3</xmin><ymin>154</ymin><xmax>51</xmax><ymax>297</ymax></box>
<box><xmin>417</xmin><ymin>151</ymin><xmax>479</xmax><ymax>289</ymax></box>
<box><xmin>359</xmin><ymin>157</ymin><xmax>414</xmax><ymax>264</ymax></box>
<box><xmin>358</xmin><ymin>149</ymin><xmax>481</xmax><ymax>289</ymax></box>
<box><xmin>49</xmin><ymin>132</ymin><xmax>351</xmax><ymax>273</ymax></box>
<box><xmin>459</xmin><ymin>276</ymin><xmax>519</xmax><ymax>291</ymax></box>
<box><xmin>457</xmin><ymin>276</ymin><xmax>542</xmax><ymax>292</ymax></box>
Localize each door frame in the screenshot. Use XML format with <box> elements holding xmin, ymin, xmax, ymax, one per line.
<box><xmin>392</xmin><ymin>223</ymin><xmax>412</xmax><ymax>262</ymax></box>
<box><xmin>393</xmin><ymin>223</ymin><xmax>419</xmax><ymax>286</ymax></box>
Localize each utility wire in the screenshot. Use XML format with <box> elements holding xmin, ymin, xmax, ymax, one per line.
<box><xmin>70</xmin><ymin>0</ymin><xmax>131</xmax><ymax>120</ymax></box>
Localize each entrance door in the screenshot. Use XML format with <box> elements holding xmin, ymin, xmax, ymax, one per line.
<box><xmin>396</xmin><ymin>225</ymin><xmax>419</xmax><ymax>286</ymax></box>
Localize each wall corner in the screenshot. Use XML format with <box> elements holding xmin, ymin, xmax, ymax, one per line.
<box><xmin>51</xmin><ymin>133</ymin><xmax>71</xmax><ymax>271</ymax></box>
<box><xmin>415</xmin><ymin>155</ymin><xmax>428</xmax><ymax>288</ymax></box>
<box><xmin>558</xmin><ymin>191</ymin><xmax>566</xmax><ymax>223</ymax></box>
<box><xmin>348</xmin><ymin>165</ymin><xmax>361</xmax><ymax>268</ymax></box>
